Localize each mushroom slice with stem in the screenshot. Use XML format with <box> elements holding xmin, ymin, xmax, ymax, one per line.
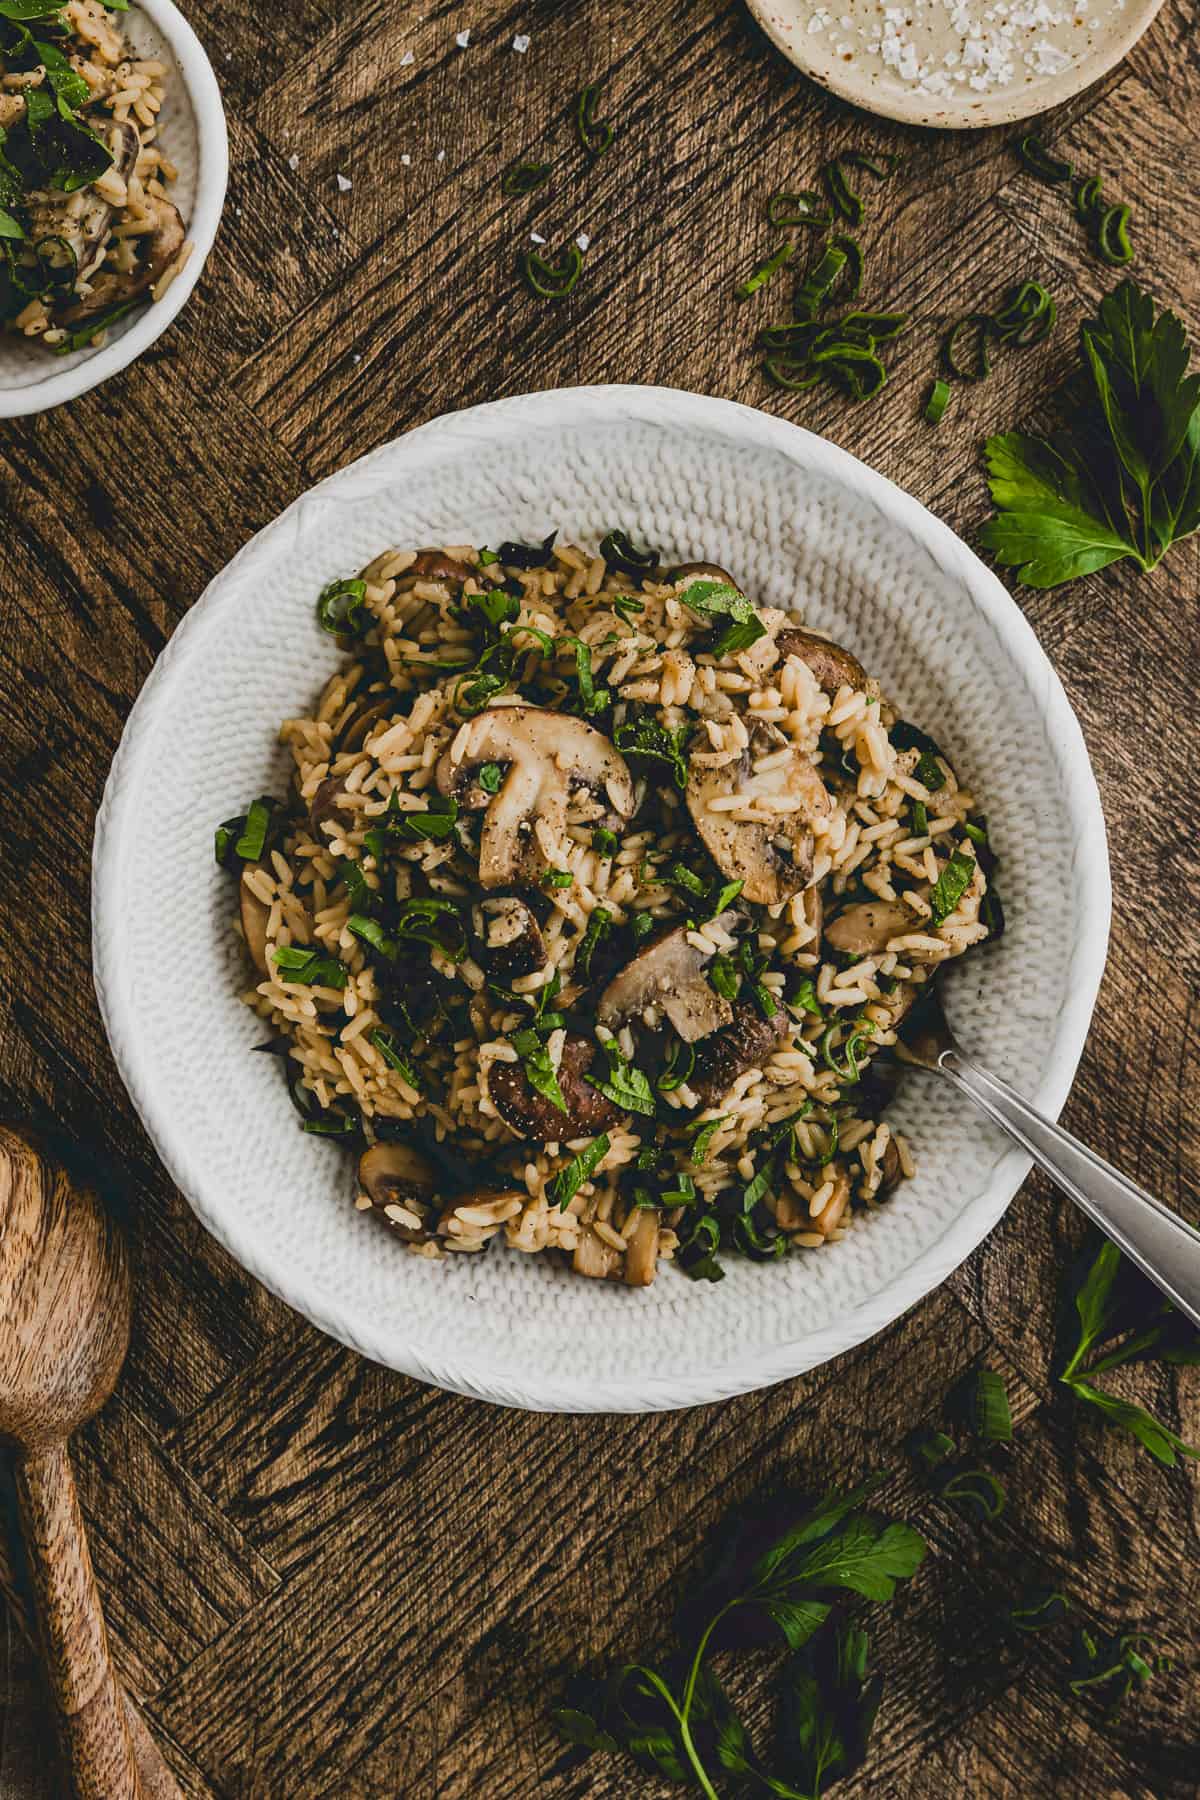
<box><xmin>686</xmin><ymin>729</ymin><xmax>832</xmax><ymax>907</ymax></box>
<box><xmin>437</xmin><ymin>706</ymin><xmax>635</xmax><ymax>889</ymax></box>
<box><xmin>622</xmin><ymin>1208</ymin><xmax>659</xmax><ymax>1286</ymax></box>
<box><xmin>572</xmin><ymin>1224</ymin><xmax>623</xmax><ymax>1281</ymax></box>
<box><xmin>239</xmin><ymin>870</ymin><xmax>271</xmax><ymax>976</ymax></box>
<box><xmin>776</xmin><ymin>626</ymin><xmax>868</xmax><ymax>697</ymax></box>
<box><xmin>31</xmin><ymin>119</ymin><xmax>140</xmax><ymax>291</ymax></box>
<box><xmin>597</xmin><ymin>912</ymin><xmax>739</xmax><ymax>1044</ymax></box>
<box><xmin>357</xmin><ymin>1142</ymin><xmax>438</xmax><ymax>1242</ymax></box>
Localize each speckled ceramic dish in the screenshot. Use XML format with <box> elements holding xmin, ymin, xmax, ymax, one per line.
<box><xmin>745</xmin><ymin>0</ymin><xmax>1165</xmax><ymax>128</ymax></box>
<box><xmin>93</xmin><ymin>387</ymin><xmax>1110</xmax><ymax>1414</ymax></box>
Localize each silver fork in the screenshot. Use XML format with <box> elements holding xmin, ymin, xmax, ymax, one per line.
<box><xmin>897</xmin><ymin>987</ymin><xmax>1200</xmax><ymax>1329</ymax></box>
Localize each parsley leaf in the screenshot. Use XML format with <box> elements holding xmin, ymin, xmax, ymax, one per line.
<box><xmin>549</xmin><ymin>1132</ymin><xmax>610</xmax><ymax>1211</ymax></box>
<box><xmin>586</xmin><ymin>1038</ymin><xmax>657</xmax><ymax>1116</ymax></box>
<box><xmin>980</xmin><ymin>280</ymin><xmax>1200</xmax><ymax>587</ymax></box>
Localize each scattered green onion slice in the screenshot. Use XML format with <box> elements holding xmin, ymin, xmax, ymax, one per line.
<box><xmin>369</xmin><ymin>1029</ymin><xmax>420</xmax><ymax>1091</ymax></box>
<box><xmin>735</xmin><ymin>239</ymin><xmax>795</xmax><ymax>299</ymax></box>
<box><xmin>478</xmin><ymin>762</ymin><xmax>502</xmax><ymax>795</ymax></box>
<box><xmin>793</xmin><ymin>242</ymin><xmax>849</xmax><ymax>323</ymax></box>
<box><xmin>992</xmin><ymin>279</ymin><xmax>1056</xmax><ymax>346</ymax></box>
<box><xmin>317</xmin><ymin>576</ymin><xmax>369</xmax><ymax>636</ymax></box>
<box><xmin>963</xmin><ymin>1367</ymin><xmax>1013</xmax><ymax>1443</ymax></box>
<box><xmin>763</xmin><ymin>355</ymin><xmax>822</xmax><ymax>392</ymax></box>
<box><xmin>272</xmin><ymin>946</ymin><xmax>348</xmax><ymax>989</ymax></box>
<box><xmin>599</xmin><ymin>528</ymin><xmax>659</xmax><ymax>579</ymax></box>
<box><xmin>1095</xmin><ymin>203</ymin><xmax>1134</xmax><ymax>266</ymax></box>
<box><xmin>550</xmin><ymin>1132</ymin><xmax>610</xmax><ymax>1210</ymax></box>
<box><xmin>943</xmin><ymin>313</ymin><xmax>993</xmax><ymax>383</ymax></box>
<box><xmin>940</xmin><ymin>1466</ymin><xmax>1007</xmax><ymax>1522</ymax></box>
<box><xmin>521</xmin><ymin>243</ymin><xmax>584</xmax><ymax>298</ymax></box>
<box><xmin>575</xmin><ymin>81</ymin><xmax>614</xmax><ymax>157</ymax></box>
<box><xmin>829</xmin><ymin>232</ymin><xmax>863</xmax><ymax>300</ymax></box>
<box><xmin>822</xmin><ymin>158</ymin><xmax>864</xmax><ymax>226</ymax></box>
<box><xmin>765</xmin><ymin>188</ymin><xmax>830</xmax><ymax>227</ymax></box>
<box><xmin>1075</xmin><ymin>173</ymin><xmax>1104</xmax><ymax>218</ymax></box>
<box><xmin>1016</xmin><ymin>133</ymin><xmax>1072</xmax><ymax>182</ymax></box>
<box><xmin>501</xmin><ymin>160</ymin><xmax>550</xmax><ymax>196</ymax></box>
<box><xmin>924</xmin><ymin>378</ymin><xmax>950</xmax><ymax>424</ymax></box>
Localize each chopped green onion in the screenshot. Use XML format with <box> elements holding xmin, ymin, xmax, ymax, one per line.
<box><xmin>574</xmin><ymin>81</ymin><xmax>614</xmax><ymax>157</ymax></box>
<box><xmin>940</xmin><ymin>1467</ymin><xmax>1007</xmax><ymax>1522</ymax></box>
<box><xmin>521</xmin><ymin>243</ymin><xmax>584</xmax><ymax>298</ymax></box>
<box><xmin>709</xmin><ymin>879</ymin><xmax>744</xmax><ymax>917</ymax></box>
<box><xmin>763</xmin><ymin>356</ymin><xmax>821</xmax><ymax>392</ymax></box>
<box><xmin>1016</xmin><ymin>134</ymin><xmax>1072</xmax><ymax>182</ymax></box>
<box><xmin>1075</xmin><ymin>174</ymin><xmax>1103</xmax><ymax>218</ymax></box>
<box><xmin>501</xmin><ymin>160</ymin><xmax>550</xmax><ymax>196</ymax></box>
<box><xmin>915</xmin><ymin>749</ymin><xmax>945</xmax><ymax>792</ymax></box>
<box><xmin>765</xmin><ymin>189</ymin><xmax>830</xmax><ymax>227</ymax></box>
<box><xmin>497</xmin><ymin>530</ymin><xmax>558</xmax><ymax>568</ymax></box>
<box><xmin>550</xmin><ymin>1132</ymin><xmax>610</xmax><ymax>1210</ymax></box>
<box><xmin>943</xmin><ymin>313</ymin><xmax>993</xmax><ymax>382</ymax></box>
<box><xmin>612</xmin><ymin>716</ymin><xmax>689</xmax><ymax>789</ymax></box>
<box><xmin>271</xmin><ymin>946</ymin><xmax>348</xmax><ymax>989</ymax></box>
<box><xmin>909</xmin><ymin>1427</ymin><xmax>957</xmax><ymax>1473</ymax></box>
<box><xmin>668</xmin><ymin>861</ymin><xmax>707</xmax><ymax>898</ymax></box>
<box><xmin>347</xmin><ymin>914</ymin><xmax>398</xmax><ymax>960</ymax></box>
<box><xmin>708</xmin><ymin>954</ymin><xmax>739</xmax><ymax>1001</ymax></box>
<box><xmin>814</xmin><ymin>1116</ymin><xmax>840</xmax><ymax>1167</ymax></box>
<box><xmin>963</xmin><ymin>1368</ymin><xmax>1013</xmax><ymax>1443</ymax></box>
<box><xmin>478</xmin><ymin>762</ymin><xmax>502</xmax><ymax>795</ymax></box>
<box><xmin>686</xmin><ymin>1114</ymin><xmax>729</xmax><ymax>1163</ymax></box>
<box><xmin>992</xmin><ymin>279</ymin><xmax>1056</xmax><ymax>346</ymax></box>
<box><xmin>789</xmin><ymin>977</ymin><xmax>821</xmax><ymax>1018</ymax></box>
<box><xmin>961</xmin><ymin>819</ymin><xmax>988</xmax><ymax>847</ymax></box>
<box><xmin>234</xmin><ymin>796</ymin><xmax>274</xmax><ymax>863</ymax></box>
<box><xmin>1095</xmin><ymin>203</ymin><xmax>1134</xmax><ymax>266</ymax></box>
<box><xmin>393</xmin><ymin>897</ymin><xmax>467</xmax><ymax>962</ymax></box>
<box><xmin>599</xmin><ymin>528</ymin><xmax>659</xmax><ymax>579</ymax></box>
<box><xmin>910</xmin><ymin>800</ymin><xmax>929</xmax><ymax>836</ymax></box>
<box><xmin>793</xmin><ymin>242</ymin><xmax>850</xmax><ymax>322</ymax></box>
<box><xmin>735</xmin><ymin>239</ymin><xmax>794</xmax><ymax>300</ymax></box>
<box><xmin>928</xmin><ymin>849</ymin><xmax>976</xmax><ymax>925</ymax></box>
<box><xmin>630</xmin><ymin>911</ymin><xmax>654</xmax><ymax>942</ymax></box>
<box><xmin>543</xmin><ymin>867</ymin><xmax>574</xmax><ymax>889</ymax></box>
<box><xmin>923</xmin><ymin>378</ymin><xmax>950</xmax><ymax>425</ymax></box>
<box><xmin>317</xmin><ymin>576</ymin><xmax>369</xmax><ymax>636</ymax></box>
<box><xmin>369</xmin><ymin>1029</ymin><xmax>420</xmax><ymax>1091</ymax></box>
<box><xmin>574</xmin><ymin>907</ymin><xmax>611</xmax><ymax>978</ymax></box>
<box><xmin>591</xmin><ymin>827</ymin><xmax>617</xmax><ymax>858</ymax></box>
<box><xmin>586</xmin><ymin>1039</ymin><xmax>656</xmax><ymax>1116</ymax></box>
<box><xmin>657</xmin><ymin>1038</ymin><xmax>696</xmax><ymax>1094</ymax></box>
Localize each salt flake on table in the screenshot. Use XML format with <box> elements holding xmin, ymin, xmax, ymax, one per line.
<box><xmin>512</xmin><ymin>33</ymin><xmax>530</xmax><ymax>52</ymax></box>
<box><xmin>575</xmin><ymin>233</ymin><xmax>590</xmax><ymax>251</ymax></box>
<box><xmin>455</xmin><ymin>29</ymin><xmax>470</xmax><ymax>47</ymax></box>
<box><xmin>400</xmin><ymin>50</ymin><xmax>414</xmax><ymax>66</ymax></box>
<box><xmin>336</xmin><ymin>173</ymin><xmax>352</xmax><ymax>192</ymax></box>
<box><xmin>530</xmin><ymin>231</ymin><xmax>546</xmax><ymax>244</ymax></box>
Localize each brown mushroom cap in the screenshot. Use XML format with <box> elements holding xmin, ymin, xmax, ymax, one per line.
<box><xmin>489</xmin><ymin>1035</ymin><xmax>622</xmax><ymax>1143</ymax></box>
<box><xmin>410</xmin><ymin>550</ymin><xmax>477</xmax><ymax>585</ymax></box>
<box><xmin>572</xmin><ymin>1224</ymin><xmax>624</xmax><ymax>1281</ymax></box>
<box><xmin>357</xmin><ymin>1142</ymin><xmax>438</xmax><ymax>1242</ymax></box>
<box><xmin>776</xmin><ymin>627</ymin><xmax>868</xmax><ymax>696</ymax></box>
<box><xmin>877</xmin><ymin>1135</ymin><xmax>903</xmax><ymax>1196</ymax></box>
<box><xmin>59</xmin><ymin>194</ymin><xmax>184</xmax><ymax>322</ymax></box>
<box><xmin>686</xmin><ymin>732</ymin><xmax>832</xmax><ymax>907</ymax></box>
<box><xmin>597</xmin><ymin>913</ymin><xmax>738</xmax><ymax>1044</ymax></box>
<box><xmin>436</xmin><ymin>706</ymin><xmax>635</xmax><ymax>889</ymax></box>
<box><xmin>691</xmin><ymin>1002</ymin><xmax>791</xmax><ymax>1105</ymax></box>
<box><xmin>239</xmin><ymin>871</ymin><xmax>271</xmax><ymax>976</ymax></box>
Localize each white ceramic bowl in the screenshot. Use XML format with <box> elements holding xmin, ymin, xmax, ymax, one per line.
<box><xmin>93</xmin><ymin>387</ymin><xmax>1111</xmax><ymax>1413</ymax></box>
<box><xmin>745</xmin><ymin>0</ymin><xmax>1165</xmax><ymax>129</ymax></box>
<box><xmin>0</xmin><ymin>0</ymin><xmax>227</xmax><ymax>418</ymax></box>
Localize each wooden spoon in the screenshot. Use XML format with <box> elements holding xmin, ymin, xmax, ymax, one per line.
<box><xmin>0</xmin><ymin>1125</ymin><xmax>181</xmax><ymax>1800</ymax></box>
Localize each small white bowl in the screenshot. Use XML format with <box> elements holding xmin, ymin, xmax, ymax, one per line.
<box><xmin>93</xmin><ymin>386</ymin><xmax>1111</xmax><ymax>1414</ymax></box>
<box><xmin>0</xmin><ymin>0</ymin><xmax>227</xmax><ymax>418</ymax></box>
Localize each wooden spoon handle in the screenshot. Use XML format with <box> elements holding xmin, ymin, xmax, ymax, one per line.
<box><xmin>15</xmin><ymin>1443</ymin><xmax>178</xmax><ymax>1800</ymax></box>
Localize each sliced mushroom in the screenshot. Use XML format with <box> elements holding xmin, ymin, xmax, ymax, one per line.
<box><xmin>479</xmin><ymin>896</ymin><xmax>548</xmax><ymax>983</ymax></box>
<box><xmin>489</xmin><ymin>1034</ymin><xmax>622</xmax><ymax>1143</ymax></box>
<box><xmin>308</xmin><ymin>775</ymin><xmax>356</xmax><ymax>839</ymax></box>
<box><xmin>573</xmin><ymin>1224</ymin><xmax>623</xmax><ymax>1281</ymax></box>
<box><xmin>597</xmin><ymin>913</ymin><xmax>738</xmax><ymax>1044</ymax></box>
<box><xmin>437</xmin><ymin>706</ymin><xmax>635</xmax><ymax>889</ymax></box>
<box><xmin>802</xmin><ymin>884</ymin><xmax>823</xmax><ymax>956</ymax></box>
<box><xmin>824</xmin><ymin>893</ymin><xmax>926</xmax><ymax>956</ymax></box>
<box><xmin>337</xmin><ymin>696</ymin><xmax>393</xmax><ymax>754</ymax></box>
<box><xmin>686</xmin><ymin>731</ymin><xmax>832</xmax><ymax>906</ymax></box>
<box><xmin>410</xmin><ymin>550</ymin><xmax>477</xmax><ymax>585</ymax></box>
<box><xmin>0</xmin><ymin>95</ymin><xmax>26</xmax><ymax>131</ymax></box>
<box><xmin>691</xmin><ymin>1003</ymin><xmax>791</xmax><ymax>1106</ymax></box>
<box><xmin>59</xmin><ymin>194</ymin><xmax>184</xmax><ymax>322</ymax></box>
<box><xmin>239</xmin><ymin>871</ymin><xmax>271</xmax><ymax>976</ymax></box>
<box><xmin>776</xmin><ymin>626</ymin><xmax>868</xmax><ymax>696</ymax></box>
<box><xmin>35</xmin><ymin>119</ymin><xmax>141</xmax><ymax>289</ymax></box>
<box><xmin>668</xmin><ymin>561</ymin><xmax>740</xmax><ymax>587</ymax></box>
<box><xmin>623</xmin><ymin>1208</ymin><xmax>659</xmax><ymax>1286</ymax></box>
<box><xmin>357</xmin><ymin>1142</ymin><xmax>437</xmax><ymax>1243</ymax></box>
<box><xmin>877</xmin><ymin>1136</ymin><xmax>903</xmax><ymax>1197</ymax></box>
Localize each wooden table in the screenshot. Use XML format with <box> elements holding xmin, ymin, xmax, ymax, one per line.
<box><xmin>1</xmin><ymin>2</ymin><xmax>1198</xmax><ymax>1794</ymax></box>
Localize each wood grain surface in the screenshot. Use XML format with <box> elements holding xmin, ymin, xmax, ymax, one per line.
<box><xmin>1</xmin><ymin>1</ymin><xmax>1198</xmax><ymax>1794</ymax></box>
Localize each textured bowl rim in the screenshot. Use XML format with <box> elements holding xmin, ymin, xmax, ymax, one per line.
<box><xmin>93</xmin><ymin>385</ymin><xmax>1112</xmax><ymax>1413</ymax></box>
<box><xmin>743</xmin><ymin>0</ymin><xmax>1166</xmax><ymax>129</ymax></box>
<box><xmin>0</xmin><ymin>0</ymin><xmax>228</xmax><ymax>419</ymax></box>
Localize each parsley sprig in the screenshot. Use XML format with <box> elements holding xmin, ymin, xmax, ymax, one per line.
<box><xmin>552</xmin><ymin>1477</ymin><xmax>925</xmax><ymax>1799</ymax></box>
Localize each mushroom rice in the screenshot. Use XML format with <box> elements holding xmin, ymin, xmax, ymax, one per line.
<box><xmin>217</xmin><ymin>532</ymin><xmax>1000</xmax><ymax>1288</ymax></box>
<box><xmin>0</xmin><ymin>2</ymin><xmax>190</xmax><ymax>352</ymax></box>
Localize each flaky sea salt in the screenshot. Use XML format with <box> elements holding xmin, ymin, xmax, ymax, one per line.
<box><xmin>802</xmin><ymin>0</ymin><xmax>1125</xmax><ymax>97</ymax></box>
<box><xmin>336</xmin><ymin>173</ymin><xmax>352</xmax><ymax>192</ymax></box>
<box><xmin>400</xmin><ymin>50</ymin><xmax>414</xmax><ymax>66</ymax></box>
<box><xmin>512</xmin><ymin>33</ymin><xmax>531</xmax><ymax>52</ymax></box>
<box><xmin>455</xmin><ymin>29</ymin><xmax>470</xmax><ymax>48</ymax></box>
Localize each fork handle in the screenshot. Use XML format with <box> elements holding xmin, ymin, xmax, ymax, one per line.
<box><xmin>939</xmin><ymin>1049</ymin><xmax>1200</xmax><ymax>1330</ymax></box>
